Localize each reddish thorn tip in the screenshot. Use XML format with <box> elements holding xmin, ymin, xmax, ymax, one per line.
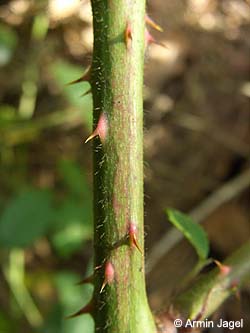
<box><xmin>145</xmin><ymin>14</ymin><xmax>163</xmax><ymax>32</ymax></box>
<box><xmin>128</xmin><ymin>222</ymin><xmax>142</xmax><ymax>254</ymax></box>
<box><xmin>145</xmin><ymin>29</ymin><xmax>167</xmax><ymax>49</ymax></box>
<box><xmin>100</xmin><ymin>261</ymin><xmax>115</xmax><ymax>293</ymax></box>
<box><xmin>84</xmin><ymin>130</ymin><xmax>98</xmax><ymax>144</ymax></box>
<box><xmin>214</xmin><ymin>260</ymin><xmax>231</xmax><ymax>276</ymax></box>
<box><xmin>125</xmin><ymin>22</ymin><xmax>132</xmax><ymax>48</ymax></box>
<box><xmin>85</xmin><ymin>112</ymin><xmax>108</xmax><ymax>144</ymax></box>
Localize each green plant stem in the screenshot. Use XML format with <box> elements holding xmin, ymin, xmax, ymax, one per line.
<box><xmin>90</xmin><ymin>1</ymin><xmax>156</xmax><ymax>332</ymax></box>
<box><xmin>173</xmin><ymin>241</ymin><xmax>250</xmax><ymax>320</ymax></box>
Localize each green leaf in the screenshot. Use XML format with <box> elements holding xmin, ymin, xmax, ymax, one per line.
<box><xmin>166</xmin><ymin>209</ymin><xmax>209</xmax><ymax>260</ymax></box>
<box><xmin>41</xmin><ymin>271</ymin><xmax>94</xmax><ymax>333</ymax></box>
<box><xmin>58</xmin><ymin>159</ymin><xmax>91</xmax><ymax>197</ymax></box>
<box><xmin>0</xmin><ymin>23</ymin><xmax>17</xmax><ymax>66</ymax></box>
<box><xmin>55</xmin><ymin>272</ymin><xmax>94</xmax><ymax>333</ymax></box>
<box><xmin>0</xmin><ymin>190</ymin><xmax>53</xmax><ymax>248</ymax></box>
<box><xmin>0</xmin><ymin>105</ymin><xmax>17</xmax><ymax>126</ymax></box>
<box><xmin>52</xmin><ymin>222</ymin><xmax>92</xmax><ymax>258</ymax></box>
<box><xmin>52</xmin><ymin>159</ymin><xmax>93</xmax><ymax>257</ymax></box>
<box><xmin>0</xmin><ymin>311</ymin><xmax>17</xmax><ymax>333</ymax></box>
<box><xmin>54</xmin><ymin>199</ymin><xmax>92</xmax><ymax>229</ymax></box>
<box><xmin>49</xmin><ymin>60</ymin><xmax>92</xmax><ymax>129</ymax></box>
<box><xmin>51</xmin><ymin>199</ymin><xmax>92</xmax><ymax>257</ymax></box>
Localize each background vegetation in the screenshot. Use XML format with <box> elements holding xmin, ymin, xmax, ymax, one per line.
<box><xmin>0</xmin><ymin>0</ymin><xmax>250</xmax><ymax>332</ymax></box>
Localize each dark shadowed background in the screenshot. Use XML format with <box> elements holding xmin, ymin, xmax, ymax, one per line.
<box><xmin>0</xmin><ymin>0</ymin><xmax>250</xmax><ymax>332</ymax></box>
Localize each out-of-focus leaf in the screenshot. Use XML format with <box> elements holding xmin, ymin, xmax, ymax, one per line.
<box><xmin>0</xmin><ymin>23</ymin><xmax>17</xmax><ymax>66</ymax></box>
<box><xmin>0</xmin><ymin>190</ymin><xmax>54</xmax><ymax>248</ymax></box>
<box><xmin>52</xmin><ymin>222</ymin><xmax>92</xmax><ymax>258</ymax></box>
<box><xmin>55</xmin><ymin>272</ymin><xmax>93</xmax><ymax>310</ymax></box>
<box><xmin>40</xmin><ymin>305</ymin><xmax>63</xmax><ymax>333</ymax></box>
<box><xmin>0</xmin><ymin>105</ymin><xmax>17</xmax><ymax>126</ymax></box>
<box><xmin>58</xmin><ymin>159</ymin><xmax>90</xmax><ymax>197</ymax></box>
<box><xmin>0</xmin><ymin>311</ymin><xmax>16</xmax><ymax>333</ymax></box>
<box><xmin>166</xmin><ymin>209</ymin><xmax>209</xmax><ymax>260</ymax></box>
<box><xmin>32</xmin><ymin>13</ymin><xmax>49</xmax><ymax>41</ymax></box>
<box><xmin>55</xmin><ymin>272</ymin><xmax>94</xmax><ymax>333</ymax></box>
<box><xmin>49</xmin><ymin>60</ymin><xmax>92</xmax><ymax>128</ymax></box>
<box><xmin>54</xmin><ymin>200</ymin><xmax>92</xmax><ymax>228</ymax></box>
<box><xmin>51</xmin><ymin>159</ymin><xmax>93</xmax><ymax>256</ymax></box>
<box><xmin>62</xmin><ymin>314</ymin><xmax>94</xmax><ymax>333</ymax></box>
<box><xmin>51</xmin><ymin>199</ymin><xmax>92</xmax><ymax>257</ymax></box>
<box><xmin>41</xmin><ymin>267</ymin><xmax>94</xmax><ymax>333</ymax></box>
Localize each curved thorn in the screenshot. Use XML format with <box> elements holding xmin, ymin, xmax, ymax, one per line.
<box><xmin>100</xmin><ymin>281</ymin><xmax>106</xmax><ymax>293</ymax></box>
<box><xmin>129</xmin><ymin>222</ymin><xmax>142</xmax><ymax>254</ymax></box>
<box><xmin>67</xmin><ymin>67</ymin><xmax>91</xmax><ymax>85</ymax></box>
<box><xmin>132</xmin><ymin>234</ymin><xmax>142</xmax><ymax>254</ymax></box>
<box><xmin>85</xmin><ymin>112</ymin><xmax>108</xmax><ymax>144</ymax></box>
<box><xmin>125</xmin><ymin>22</ymin><xmax>132</xmax><ymax>48</ymax></box>
<box><xmin>214</xmin><ymin>260</ymin><xmax>231</xmax><ymax>276</ymax></box>
<box><xmin>76</xmin><ymin>274</ymin><xmax>94</xmax><ymax>285</ymax></box>
<box><xmin>100</xmin><ymin>261</ymin><xmax>115</xmax><ymax>293</ymax></box>
<box><xmin>145</xmin><ymin>29</ymin><xmax>167</xmax><ymax>49</ymax></box>
<box><xmin>66</xmin><ymin>301</ymin><xmax>94</xmax><ymax>319</ymax></box>
<box><xmin>85</xmin><ymin>130</ymin><xmax>98</xmax><ymax>144</ymax></box>
<box><xmin>80</xmin><ymin>87</ymin><xmax>92</xmax><ymax>98</ymax></box>
<box><xmin>145</xmin><ymin>14</ymin><xmax>163</xmax><ymax>32</ymax></box>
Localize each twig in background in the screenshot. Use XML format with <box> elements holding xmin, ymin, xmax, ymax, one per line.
<box><xmin>146</xmin><ymin>168</ymin><xmax>250</xmax><ymax>273</ymax></box>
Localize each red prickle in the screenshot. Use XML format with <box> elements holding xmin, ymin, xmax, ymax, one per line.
<box><xmin>129</xmin><ymin>222</ymin><xmax>142</xmax><ymax>254</ymax></box>
<box><xmin>100</xmin><ymin>261</ymin><xmax>115</xmax><ymax>293</ymax></box>
<box><xmin>85</xmin><ymin>112</ymin><xmax>108</xmax><ymax>144</ymax></box>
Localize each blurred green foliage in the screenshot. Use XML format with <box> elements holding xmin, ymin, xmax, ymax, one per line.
<box><xmin>50</xmin><ymin>60</ymin><xmax>92</xmax><ymax>129</ymax></box>
<box><xmin>51</xmin><ymin>159</ymin><xmax>93</xmax><ymax>258</ymax></box>
<box><xmin>41</xmin><ymin>272</ymin><xmax>94</xmax><ymax>333</ymax></box>
<box><xmin>0</xmin><ymin>189</ymin><xmax>53</xmax><ymax>248</ymax></box>
<box><xmin>0</xmin><ymin>159</ymin><xmax>94</xmax><ymax>332</ymax></box>
<box><xmin>0</xmin><ymin>3</ymin><xmax>94</xmax><ymax>332</ymax></box>
<box><xmin>0</xmin><ymin>23</ymin><xmax>17</xmax><ymax>66</ymax></box>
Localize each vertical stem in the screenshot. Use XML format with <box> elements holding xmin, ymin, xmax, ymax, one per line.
<box><xmin>90</xmin><ymin>1</ymin><xmax>156</xmax><ymax>332</ymax></box>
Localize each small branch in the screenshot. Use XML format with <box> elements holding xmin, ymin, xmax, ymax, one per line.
<box><xmin>173</xmin><ymin>241</ymin><xmax>250</xmax><ymax>320</ymax></box>
<box><xmin>146</xmin><ymin>168</ymin><xmax>250</xmax><ymax>273</ymax></box>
